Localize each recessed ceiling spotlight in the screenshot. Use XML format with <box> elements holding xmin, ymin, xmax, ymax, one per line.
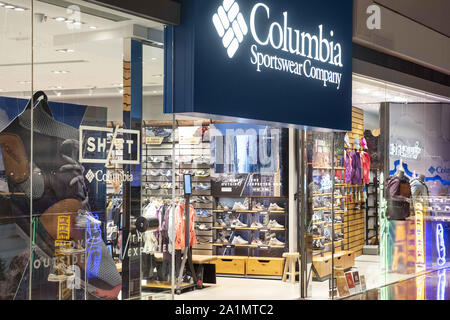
<box><xmin>0</xmin><ymin>3</ymin><xmax>5</xmax><ymax>7</ymax></box>
<box><xmin>65</xmin><ymin>19</ymin><xmax>74</xmax><ymax>24</ymax></box>
<box><xmin>14</xmin><ymin>7</ymin><xmax>24</xmax><ymax>11</ymax></box>
<box><xmin>72</xmin><ymin>21</ymin><xmax>82</xmax><ymax>26</ymax></box>
<box><xmin>89</xmin><ymin>26</ymin><xmax>97</xmax><ymax>30</ymax></box>
<box><xmin>56</xmin><ymin>49</ymin><xmax>74</xmax><ymax>53</ymax></box>
<box><xmin>54</xmin><ymin>17</ymin><xmax>65</xmax><ymax>22</ymax></box>
<box><xmin>151</xmin><ymin>58</ymin><xmax>157</xmax><ymax>61</ymax></box>
<box><xmin>4</xmin><ymin>4</ymin><xmax>15</xmax><ymax>9</ymax></box>
<box><xmin>18</xmin><ymin>81</ymin><xmax>31</xmax><ymax>84</ymax></box>
<box><xmin>52</xmin><ymin>70</ymin><xmax>70</xmax><ymax>74</ymax></box>
<box><xmin>119</xmin><ymin>89</ymin><xmax>124</xmax><ymax>94</ymax></box>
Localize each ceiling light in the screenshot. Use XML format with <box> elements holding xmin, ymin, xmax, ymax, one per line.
<box><xmin>89</xmin><ymin>26</ymin><xmax>97</xmax><ymax>30</ymax></box>
<box><xmin>55</xmin><ymin>17</ymin><xmax>65</xmax><ymax>22</ymax></box>
<box><xmin>152</xmin><ymin>74</ymin><xmax>163</xmax><ymax>77</ymax></box>
<box><xmin>151</xmin><ymin>58</ymin><xmax>157</xmax><ymax>61</ymax></box>
<box><xmin>4</xmin><ymin>4</ymin><xmax>15</xmax><ymax>9</ymax></box>
<box><xmin>65</xmin><ymin>19</ymin><xmax>74</xmax><ymax>24</ymax></box>
<box><xmin>56</xmin><ymin>92</ymin><xmax>62</xmax><ymax>97</ymax></box>
<box><xmin>0</xmin><ymin>3</ymin><xmax>5</xmax><ymax>7</ymax></box>
<box><xmin>73</xmin><ymin>21</ymin><xmax>82</xmax><ymax>26</ymax></box>
<box><xmin>14</xmin><ymin>7</ymin><xmax>24</xmax><ymax>11</ymax></box>
<box><xmin>119</xmin><ymin>89</ymin><xmax>124</xmax><ymax>94</ymax></box>
<box><xmin>52</xmin><ymin>70</ymin><xmax>70</xmax><ymax>74</ymax></box>
<box><xmin>56</xmin><ymin>49</ymin><xmax>74</xmax><ymax>53</ymax></box>
<box><xmin>18</xmin><ymin>81</ymin><xmax>31</xmax><ymax>84</ymax></box>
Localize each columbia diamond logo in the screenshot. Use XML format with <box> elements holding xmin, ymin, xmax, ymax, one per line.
<box><xmin>85</xmin><ymin>169</ymin><xmax>95</xmax><ymax>183</ymax></box>
<box><xmin>212</xmin><ymin>0</ymin><xmax>248</xmax><ymax>59</ymax></box>
<box><xmin>429</xmin><ymin>166</ymin><xmax>436</xmax><ymax>175</ymax></box>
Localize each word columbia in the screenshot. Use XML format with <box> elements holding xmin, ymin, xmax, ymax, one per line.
<box><xmin>249</xmin><ymin>3</ymin><xmax>343</xmax><ymax>90</ymax></box>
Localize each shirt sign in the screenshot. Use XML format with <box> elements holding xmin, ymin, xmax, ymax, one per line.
<box><xmin>164</xmin><ymin>0</ymin><xmax>352</xmax><ymax>130</ymax></box>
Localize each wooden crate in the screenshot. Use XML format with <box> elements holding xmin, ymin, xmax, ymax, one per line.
<box><xmin>212</xmin><ymin>256</ymin><xmax>246</xmax><ymax>275</ymax></box>
<box><xmin>246</xmin><ymin>257</ymin><xmax>285</xmax><ymax>276</ymax></box>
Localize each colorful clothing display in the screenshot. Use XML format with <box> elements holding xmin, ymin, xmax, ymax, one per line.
<box><xmin>361</xmin><ymin>151</ymin><xmax>371</xmax><ymax>184</ymax></box>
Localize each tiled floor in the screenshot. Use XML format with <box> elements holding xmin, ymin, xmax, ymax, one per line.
<box><xmin>143</xmin><ymin>254</ymin><xmax>423</xmax><ymax>300</ymax></box>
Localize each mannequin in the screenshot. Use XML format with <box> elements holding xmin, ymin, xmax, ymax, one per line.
<box><xmin>411</xmin><ymin>173</ymin><xmax>429</xmax><ymax>197</ymax></box>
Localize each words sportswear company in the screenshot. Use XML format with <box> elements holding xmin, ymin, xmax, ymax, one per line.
<box><xmin>214</xmin><ymin>2</ymin><xmax>345</xmax><ymax>90</ymax></box>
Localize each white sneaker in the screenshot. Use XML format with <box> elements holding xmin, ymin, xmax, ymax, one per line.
<box><xmin>231</xmin><ymin>219</ymin><xmax>247</xmax><ymax>228</ymax></box>
<box><xmin>232</xmin><ymin>236</ymin><xmax>249</xmax><ymax>245</ymax></box>
<box><xmin>268</xmin><ymin>220</ymin><xmax>284</xmax><ymax>228</ymax></box>
<box><xmin>269</xmin><ymin>203</ymin><xmax>284</xmax><ymax>211</ymax></box>
<box><xmin>269</xmin><ymin>237</ymin><xmax>285</xmax><ymax>246</ymax></box>
<box><xmin>232</xmin><ymin>202</ymin><xmax>247</xmax><ymax>211</ymax></box>
<box><xmin>251</xmin><ymin>221</ymin><xmax>264</xmax><ymax>228</ymax></box>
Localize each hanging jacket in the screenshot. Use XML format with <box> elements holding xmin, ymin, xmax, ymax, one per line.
<box><xmin>385</xmin><ymin>174</ymin><xmax>411</xmax><ymax>220</ymax></box>
<box><xmin>344</xmin><ymin>151</ymin><xmax>352</xmax><ymax>184</ymax></box>
<box><xmin>351</xmin><ymin>152</ymin><xmax>362</xmax><ymax>185</ymax></box>
<box><xmin>361</xmin><ymin>152</ymin><xmax>371</xmax><ymax>184</ymax></box>
<box><xmin>410</xmin><ymin>178</ymin><xmax>429</xmax><ymax>197</ymax></box>
<box><xmin>174</xmin><ymin>204</ymin><xmax>197</xmax><ymax>250</ymax></box>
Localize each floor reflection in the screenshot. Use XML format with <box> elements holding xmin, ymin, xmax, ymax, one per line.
<box><xmin>345</xmin><ymin>268</ymin><xmax>450</xmax><ymax>300</ymax></box>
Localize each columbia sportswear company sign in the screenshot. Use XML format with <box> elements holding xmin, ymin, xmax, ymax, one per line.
<box><xmin>165</xmin><ymin>0</ymin><xmax>352</xmax><ymax>130</ymax></box>
<box><xmin>212</xmin><ymin>1</ymin><xmax>344</xmax><ymax>89</ymax></box>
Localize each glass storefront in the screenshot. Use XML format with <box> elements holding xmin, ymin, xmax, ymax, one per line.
<box><xmin>0</xmin><ymin>0</ymin><xmax>448</xmax><ymax>301</ymax></box>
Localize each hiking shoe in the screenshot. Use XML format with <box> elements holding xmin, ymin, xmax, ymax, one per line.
<box><xmin>232</xmin><ymin>236</ymin><xmax>249</xmax><ymax>245</ymax></box>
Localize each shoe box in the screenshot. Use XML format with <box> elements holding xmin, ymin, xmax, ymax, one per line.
<box><xmin>211</xmin><ymin>256</ymin><xmax>247</xmax><ymax>275</ymax></box>
<box><xmin>312</xmin><ymin>250</ymin><xmax>355</xmax><ymax>279</ymax></box>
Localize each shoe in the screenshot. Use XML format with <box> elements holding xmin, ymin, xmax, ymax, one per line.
<box><xmin>312</xmin><ymin>225</ymin><xmax>321</xmax><ymax>236</ymax></box>
<box><xmin>313</xmin><ymin>239</ymin><xmax>325</xmax><ymax>250</ymax></box>
<box><xmin>195</xmin><ymin>170</ymin><xmax>210</xmax><ymax>177</ymax></box>
<box><xmin>252</xmin><ymin>238</ymin><xmax>263</xmax><ymax>245</ymax></box>
<box><xmin>142</xmin><ymin>169</ymin><xmax>147</xmax><ymax>176</ymax></box>
<box><xmin>230</xmin><ymin>219</ymin><xmax>247</xmax><ymax>228</ymax></box>
<box><xmin>312</xmin><ymin>212</ymin><xmax>323</xmax><ymax>223</ymax></box>
<box><xmin>194</xmin><ymin>183</ymin><xmax>211</xmax><ymax>191</ymax></box>
<box><xmin>149</xmin><ymin>170</ymin><xmax>160</xmax><ymax>176</ymax></box>
<box><xmin>193</xmin><ymin>156</ymin><xmax>210</xmax><ymax>165</ymax></box>
<box><xmin>147</xmin><ymin>183</ymin><xmax>161</xmax><ymax>190</ymax></box>
<box><xmin>251</xmin><ymin>221</ymin><xmax>264</xmax><ymax>228</ymax></box>
<box><xmin>178</xmin><ymin>156</ymin><xmax>192</xmax><ymax>164</ymax></box>
<box><xmin>269</xmin><ymin>237</ymin><xmax>285</xmax><ymax>246</ymax></box>
<box><xmin>334</xmin><ymin>215</ymin><xmax>342</xmax><ymax>223</ymax></box>
<box><xmin>232</xmin><ymin>202</ymin><xmax>247</xmax><ymax>211</ymax></box>
<box><xmin>200</xmin><ymin>196</ymin><xmax>212</xmax><ymax>203</ymax></box>
<box><xmin>252</xmin><ymin>203</ymin><xmax>265</xmax><ymax>211</ymax></box>
<box><xmin>215</xmin><ymin>219</ymin><xmax>227</xmax><ymax>227</ymax></box>
<box><xmin>160</xmin><ymin>169</ymin><xmax>172</xmax><ymax>177</ymax></box>
<box><xmin>268</xmin><ymin>220</ymin><xmax>284</xmax><ymax>228</ymax></box>
<box><xmin>324</xmin><ymin>229</ymin><xmax>331</xmax><ymax>241</ymax></box>
<box><xmin>196</xmin><ymin>224</ymin><xmax>210</xmax><ymax>231</ymax></box>
<box><xmin>75</xmin><ymin>210</ymin><xmax>101</xmax><ymax>228</ymax></box>
<box><xmin>148</xmin><ymin>156</ymin><xmax>163</xmax><ymax>163</ymax></box>
<box><xmin>196</xmin><ymin>210</ymin><xmax>209</xmax><ymax>217</ymax></box>
<box><xmin>197</xmin><ymin>237</ymin><xmax>211</xmax><ymax>244</ymax></box>
<box><xmin>269</xmin><ymin>203</ymin><xmax>284</xmax><ymax>211</ymax></box>
<box><xmin>217</xmin><ymin>203</ymin><xmax>230</xmax><ymax>211</ymax></box>
<box><xmin>232</xmin><ymin>235</ymin><xmax>249</xmax><ymax>245</ymax></box>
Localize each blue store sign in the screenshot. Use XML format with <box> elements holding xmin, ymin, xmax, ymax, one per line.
<box><xmin>164</xmin><ymin>0</ymin><xmax>352</xmax><ymax>130</ymax></box>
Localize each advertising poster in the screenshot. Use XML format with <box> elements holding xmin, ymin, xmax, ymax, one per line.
<box><xmin>210</xmin><ymin>124</ymin><xmax>288</xmax><ymax>197</ymax></box>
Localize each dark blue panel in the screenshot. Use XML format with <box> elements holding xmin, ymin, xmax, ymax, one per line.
<box><xmin>48</xmin><ymin>101</ymin><xmax>87</xmax><ymax>129</ymax></box>
<box><xmin>165</xmin><ymin>0</ymin><xmax>353</xmax><ymax>131</ymax></box>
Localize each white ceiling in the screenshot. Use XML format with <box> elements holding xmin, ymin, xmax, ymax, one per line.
<box><xmin>0</xmin><ymin>0</ymin><xmax>164</xmax><ymax>99</ymax></box>
<box><xmin>352</xmin><ymin>74</ymin><xmax>450</xmax><ymax>116</ymax></box>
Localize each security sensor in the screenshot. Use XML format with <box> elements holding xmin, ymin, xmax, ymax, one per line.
<box><xmin>34</xmin><ymin>13</ymin><xmax>48</xmax><ymax>23</ymax></box>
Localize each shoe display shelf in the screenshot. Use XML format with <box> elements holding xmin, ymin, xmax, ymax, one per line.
<box><xmin>310</xmin><ymin>166</ymin><xmax>346</xmax><ymax>256</ymax></box>
<box><xmin>142</xmin><ymin>124</ymin><xmax>213</xmax><ymax>256</ymax></box>
<box><xmin>211</xmin><ymin>197</ymin><xmax>288</xmax><ymax>278</ymax></box>
<box><xmin>365</xmin><ymin>169</ymin><xmax>379</xmax><ymax>245</ymax></box>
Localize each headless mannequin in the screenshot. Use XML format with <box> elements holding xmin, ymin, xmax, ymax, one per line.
<box><xmin>418</xmin><ymin>174</ymin><xmax>425</xmax><ymax>182</ymax></box>
<box><xmin>396</xmin><ymin>170</ymin><xmax>405</xmax><ymax>178</ymax></box>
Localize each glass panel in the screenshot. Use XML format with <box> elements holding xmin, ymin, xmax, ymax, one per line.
<box><xmin>0</xmin><ymin>0</ymin><xmax>33</xmax><ymax>300</ymax></box>
<box><xmin>140</xmin><ymin>43</ymin><xmax>173</xmax><ymax>300</ymax></box>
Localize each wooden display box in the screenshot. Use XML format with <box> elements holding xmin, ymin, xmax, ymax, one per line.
<box><xmin>246</xmin><ymin>257</ymin><xmax>285</xmax><ymax>276</ymax></box>
<box><xmin>343</xmin><ymin>251</ymin><xmax>355</xmax><ymax>269</ymax></box>
<box><xmin>313</xmin><ymin>257</ymin><xmax>332</xmax><ymax>278</ymax></box>
<box><xmin>212</xmin><ymin>256</ymin><xmax>246</xmax><ymax>275</ymax></box>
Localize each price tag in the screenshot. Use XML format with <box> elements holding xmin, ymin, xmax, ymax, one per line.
<box><xmin>260</xmin><ymin>229</ymin><xmax>268</xmax><ymax>232</ymax></box>
<box><xmin>225</xmin><ymin>245</ymin><xmax>232</xmax><ymax>248</ymax></box>
<box><xmin>259</xmin><ymin>211</ymin><xmax>268</xmax><ymax>215</ymax></box>
<box><xmin>260</xmin><ymin>246</ymin><xmax>269</xmax><ymax>250</ymax></box>
<box><xmin>226</xmin><ymin>228</ymin><xmax>232</xmax><ymax>231</ymax></box>
<box><xmin>226</xmin><ymin>211</ymin><xmax>233</xmax><ymax>214</ymax></box>
<box><xmin>146</xmin><ymin>137</ymin><xmax>164</xmax><ymax>145</ymax></box>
